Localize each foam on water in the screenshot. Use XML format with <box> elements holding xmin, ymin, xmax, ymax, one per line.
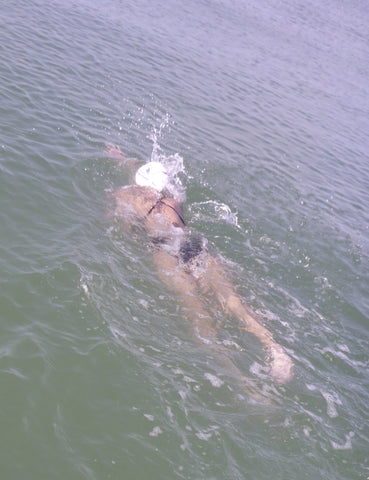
<box><xmin>320</xmin><ymin>390</ymin><xmax>342</xmax><ymax>419</ymax></box>
<box><xmin>204</xmin><ymin>373</ymin><xmax>224</xmax><ymax>388</ymax></box>
<box><xmin>331</xmin><ymin>431</ymin><xmax>354</xmax><ymax>451</ymax></box>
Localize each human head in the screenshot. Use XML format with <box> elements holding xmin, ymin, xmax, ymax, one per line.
<box><xmin>135</xmin><ymin>162</ymin><xmax>169</xmax><ymax>192</ymax></box>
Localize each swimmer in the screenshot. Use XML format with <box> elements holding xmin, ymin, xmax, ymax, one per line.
<box><xmin>105</xmin><ymin>143</ymin><xmax>294</xmax><ymax>385</ymax></box>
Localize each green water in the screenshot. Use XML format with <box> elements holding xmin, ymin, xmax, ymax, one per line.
<box><xmin>1</xmin><ymin>0</ymin><xmax>368</xmax><ymax>478</ymax></box>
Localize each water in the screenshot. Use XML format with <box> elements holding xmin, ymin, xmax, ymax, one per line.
<box><xmin>1</xmin><ymin>0</ymin><xmax>368</xmax><ymax>478</ymax></box>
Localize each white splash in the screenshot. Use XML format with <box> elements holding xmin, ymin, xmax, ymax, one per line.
<box><xmin>321</xmin><ymin>390</ymin><xmax>342</xmax><ymax>418</ymax></box>
<box><xmin>331</xmin><ymin>431</ymin><xmax>354</xmax><ymax>450</ymax></box>
<box><xmin>149</xmin><ymin>426</ymin><xmax>163</xmax><ymax>437</ymax></box>
<box><xmin>204</xmin><ymin>372</ymin><xmax>224</xmax><ymax>388</ymax></box>
<box><xmin>195</xmin><ymin>425</ymin><xmax>220</xmax><ymax>441</ymax></box>
<box><xmin>81</xmin><ymin>282</ymin><xmax>89</xmax><ymax>296</ymax></box>
<box><xmin>166</xmin><ymin>406</ymin><xmax>174</xmax><ymax>420</ymax></box>
<box><xmin>195</xmin><ymin>431</ymin><xmax>213</xmax><ymax>441</ymax></box>
<box><xmin>148</xmin><ymin>118</ymin><xmax>186</xmax><ymax>202</ymax></box>
<box><xmin>191</xmin><ymin>200</ymin><xmax>239</xmax><ymax>227</ymax></box>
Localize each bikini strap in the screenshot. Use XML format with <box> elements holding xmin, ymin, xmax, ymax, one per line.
<box><xmin>146</xmin><ymin>197</ymin><xmax>186</xmax><ymax>226</ymax></box>
<box><xmin>159</xmin><ymin>199</ymin><xmax>186</xmax><ymax>226</ymax></box>
<box><xmin>146</xmin><ymin>197</ymin><xmax>162</xmax><ymax>217</ymax></box>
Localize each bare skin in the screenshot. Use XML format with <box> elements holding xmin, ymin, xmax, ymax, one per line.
<box><xmin>105</xmin><ymin>143</ymin><xmax>294</xmax><ymax>385</ymax></box>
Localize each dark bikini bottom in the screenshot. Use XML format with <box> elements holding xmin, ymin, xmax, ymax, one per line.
<box><xmin>179</xmin><ymin>235</ymin><xmax>204</xmax><ymax>263</ymax></box>
<box><xmin>151</xmin><ymin>233</ymin><xmax>206</xmax><ymax>265</ymax></box>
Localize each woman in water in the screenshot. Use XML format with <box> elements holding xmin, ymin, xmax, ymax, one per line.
<box><xmin>105</xmin><ymin>144</ymin><xmax>293</xmax><ymax>385</ymax></box>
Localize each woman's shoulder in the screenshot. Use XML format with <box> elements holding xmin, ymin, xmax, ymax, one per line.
<box><xmin>115</xmin><ymin>184</ymin><xmax>160</xmax><ymax>199</ymax></box>
<box><xmin>114</xmin><ymin>185</ymin><xmax>162</xmax><ymax>216</ymax></box>
<box><xmin>161</xmin><ymin>197</ymin><xmax>182</xmax><ymax>210</ymax></box>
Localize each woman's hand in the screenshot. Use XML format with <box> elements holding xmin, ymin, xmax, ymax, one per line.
<box><xmin>104</xmin><ymin>143</ymin><xmax>126</xmax><ymax>160</ymax></box>
<box><xmin>269</xmin><ymin>343</ymin><xmax>294</xmax><ymax>384</ymax></box>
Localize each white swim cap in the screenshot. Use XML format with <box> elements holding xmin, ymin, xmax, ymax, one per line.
<box><xmin>135</xmin><ymin>162</ymin><xmax>169</xmax><ymax>191</ymax></box>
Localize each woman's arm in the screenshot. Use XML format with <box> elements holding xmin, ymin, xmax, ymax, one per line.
<box><xmin>104</xmin><ymin>143</ymin><xmax>141</xmax><ymax>173</ymax></box>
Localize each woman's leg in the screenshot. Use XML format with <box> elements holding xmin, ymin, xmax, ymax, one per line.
<box><xmin>200</xmin><ymin>256</ymin><xmax>294</xmax><ymax>384</ymax></box>
<box><xmin>152</xmin><ymin>250</ymin><xmax>217</xmax><ymax>343</ymax></box>
<box><xmin>152</xmin><ymin>250</ymin><xmax>264</xmax><ymax>395</ymax></box>
<box><xmin>152</xmin><ymin>249</ymin><xmax>293</xmax><ymax>385</ymax></box>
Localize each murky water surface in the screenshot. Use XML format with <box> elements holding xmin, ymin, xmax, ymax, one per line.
<box><xmin>1</xmin><ymin>0</ymin><xmax>368</xmax><ymax>478</ymax></box>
